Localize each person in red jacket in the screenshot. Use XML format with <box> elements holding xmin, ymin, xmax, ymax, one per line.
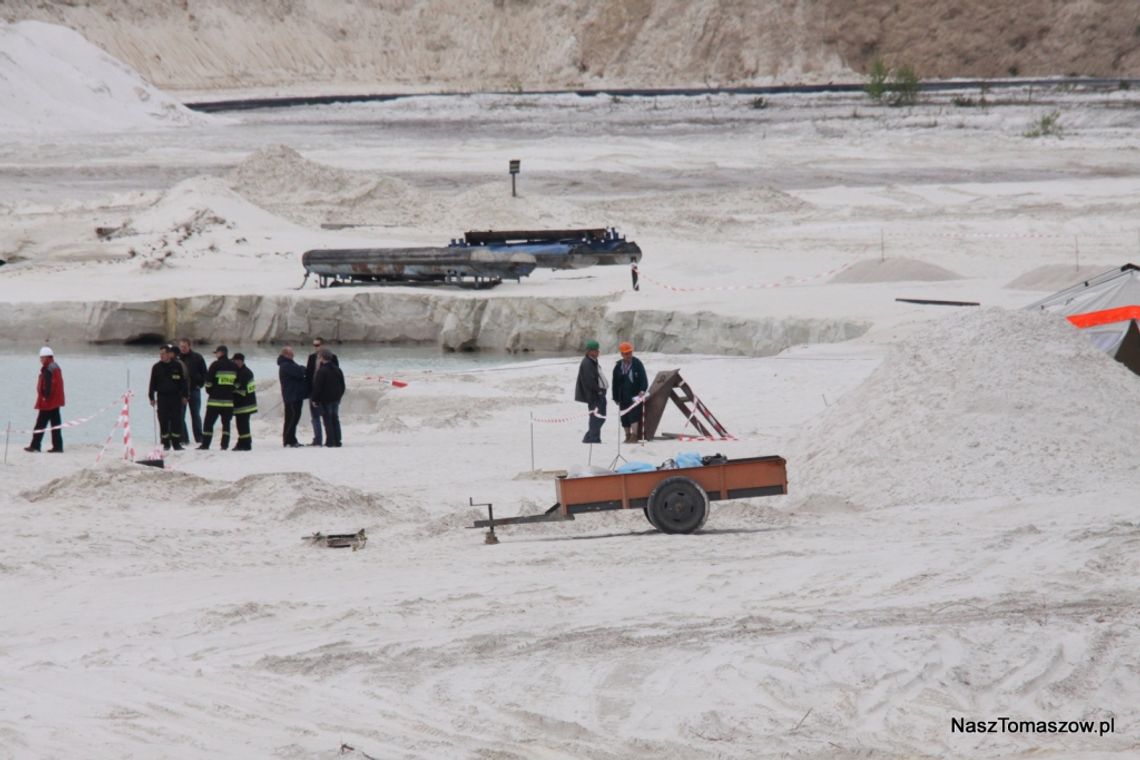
<box><xmin>25</xmin><ymin>346</ymin><xmax>65</xmax><ymax>453</ymax></box>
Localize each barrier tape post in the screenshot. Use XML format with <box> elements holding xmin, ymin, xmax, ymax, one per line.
<box><xmin>122</xmin><ymin>394</ymin><xmax>134</xmax><ymax>461</ymax></box>
<box><xmin>95</xmin><ymin>391</ymin><xmax>134</xmax><ymax>464</ymax></box>
<box><xmin>529</xmin><ymin>412</ymin><xmax>535</xmax><ymax>472</ymax></box>
<box><xmin>608</xmin><ymin>411</ymin><xmax>627</xmax><ymax>470</ymax></box>
<box><xmin>3</xmin><ymin>420</ymin><xmax>10</xmax><ymax>466</ymax></box>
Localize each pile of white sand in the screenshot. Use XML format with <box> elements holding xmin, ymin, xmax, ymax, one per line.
<box><xmin>228</xmin><ymin>145</ymin><xmax>422</xmax><ymax>219</ymax></box>
<box><xmin>22</xmin><ymin>463</ymin><xmax>403</xmax><ymax>524</ymax></box>
<box><xmin>1004</xmin><ymin>263</ymin><xmax>1114</xmax><ymax>291</ymax></box>
<box><xmin>792</xmin><ymin>308</ymin><xmax>1140</xmax><ymax>509</ymax></box>
<box><xmin>107</xmin><ymin>176</ymin><xmax>309</xmax><ymax>266</ymax></box>
<box><xmin>594</xmin><ymin>186</ymin><xmax>810</xmax><ymax>231</ymax></box>
<box><xmin>829</xmin><ymin>257</ymin><xmax>962</xmax><ymax>284</ymax></box>
<box><xmin>226</xmin><ymin>145</ymin><xmax>581</xmax><ymax>229</ymax></box>
<box><xmin>0</xmin><ymin>21</ymin><xmax>209</xmax><ymax>134</ymax></box>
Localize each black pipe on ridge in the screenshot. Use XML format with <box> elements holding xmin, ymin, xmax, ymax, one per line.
<box><xmin>185</xmin><ymin>78</ymin><xmax>1140</xmax><ymax>113</ymax></box>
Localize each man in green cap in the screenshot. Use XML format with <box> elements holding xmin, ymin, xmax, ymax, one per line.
<box><xmin>574</xmin><ymin>339</ymin><xmax>607</xmax><ymax>443</ymax></box>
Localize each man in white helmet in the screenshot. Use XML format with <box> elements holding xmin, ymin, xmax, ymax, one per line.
<box><xmin>25</xmin><ymin>346</ymin><xmax>65</xmax><ymax>453</ymax></box>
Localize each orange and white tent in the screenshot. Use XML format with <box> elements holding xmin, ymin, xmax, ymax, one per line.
<box><xmin>1027</xmin><ymin>263</ymin><xmax>1140</xmax><ymax>375</ymax></box>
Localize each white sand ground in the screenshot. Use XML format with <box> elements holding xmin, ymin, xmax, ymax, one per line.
<box><xmin>2</xmin><ymin>22</ymin><xmax>1140</xmax><ymax>759</ymax></box>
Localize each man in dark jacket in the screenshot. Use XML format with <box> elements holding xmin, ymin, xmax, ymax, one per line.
<box><xmin>277</xmin><ymin>345</ymin><xmax>307</xmax><ymax>447</ymax></box>
<box><xmin>612</xmin><ymin>341</ymin><xmax>649</xmax><ymax>443</ymax></box>
<box><xmin>148</xmin><ymin>344</ymin><xmax>189</xmax><ymax>450</ymax></box>
<box><xmin>305</xmin><ymin>337</ymin><xmax>326</xmax><ymax>446</ymax></box>
<box><xmin>310</xmin><ymin>348</ymin><xmax>345</xmax><ymax>447</ymax></box>
<box><xmin>231</xmin><ymin>353</ymin><xmax>258</xmax><ymax>451</ymax></box>
<box><xmin>198</xmin><ymin>345</ymin><xmax>238</xmax><ymax>450</ymax></box>
<box><xmin>178</xmin><ymin>338</ymin><xmax>208</xmax><ymax>444</ymax></box>
<box><xmin>574</xmin><ymin>339</ymin><xmax>607</xmax><ymax>444</ymax></box>
<box><xmin>25</xmin><ymin>346</ymin><xmax>65</xmax><ymax>453</ymax></box>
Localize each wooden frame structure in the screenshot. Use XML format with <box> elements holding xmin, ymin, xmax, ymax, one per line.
<box><xmin>641</xmin><ymin>369</ymin><xmax>730</xmax><ymax>440</ymax></box>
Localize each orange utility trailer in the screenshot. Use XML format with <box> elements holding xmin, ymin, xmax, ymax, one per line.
<box><xmin>472</xmin><ymin>455</ymin><xmax>787</xmax><ymax>535</ymax></box>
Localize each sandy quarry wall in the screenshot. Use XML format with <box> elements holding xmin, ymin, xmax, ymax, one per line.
<box><xmin>4</xmin><ymin>1</ymin><xmax>1138</xmax><ymax>93</ymax></box>
<box><xmin>0</xmin><ymin>292</ymin><xmax>868</xmax><ymax>355</ymax></box>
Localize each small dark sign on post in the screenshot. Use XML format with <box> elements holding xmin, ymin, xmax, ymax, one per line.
<box><xmin>509</xmin><ymin>159</ymin><xmax>520</xmax><ymax>197</ymax></box>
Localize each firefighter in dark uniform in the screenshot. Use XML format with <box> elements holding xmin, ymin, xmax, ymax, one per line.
<box><xmin>148</xmin><ymin>344</ymin><xmax>190</xmax><ymax>450</ymax></box>
<box><xmin>231</xmin><ymin>352</ymin><xmax>258</xmax><ymax>451</ymax></box>
<box><xmin>198</xmin><ymin>345</ymin><xmax>239</xmax><ymax>450</ymax></box>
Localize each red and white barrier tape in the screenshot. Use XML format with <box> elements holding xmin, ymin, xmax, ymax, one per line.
<box><xmin>806</xmin><ymin>224</ymin><xmax>1137</xmax><ymax>242</ymax></box>
<box><xmin>13</xmin><ymin>394</ymin><xmax>124</xmax><ymax>435</ymax></box>
<box><xmin>592</xmin><ymin>393</ymin><xmax>648</xmax><ymax>420</ymax></box>
<box><xmin>674</xmin><ymin>435</ymin><xmax>739</xmax><ymax>442</ymax></box>
<box><xmin>532</xmin><ymin>393</ymin><xmax>648</xmax><ymax>424</ymax></box>
<box><xmin>95</xmin><ymin>391</ymin><xmax>136</xmax><ymax>464</ymax></box>
<box><xmin>532</xmin><ymin>410</ymin><xmax>588</xmax><ymax>424</ymax></box>
<box><xmin>365</xmin><ymin>375</ymin><xmax>408</xmax><ymax>388</ymax></box>
<box><xmin>890</xmin><ymin>230</ymin><xmax>1136</xmax><ymax>241</ymax></box>
<box><xmin>641</xmin><ymin>259</ymin><xmax>856</xmax><ymax>293</ymax></box>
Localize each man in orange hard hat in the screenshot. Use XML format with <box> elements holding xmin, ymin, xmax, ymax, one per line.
<box><xmin>612</xmin><ymin>341</ymin><xmax>648</xmax><ymax>443</ymax></box>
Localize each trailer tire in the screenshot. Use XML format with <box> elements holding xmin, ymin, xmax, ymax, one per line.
<box><xmin>647</xmin><ymin>476</ymin><xmax>708</xmax><ymax>534</ymax></box>
<box><xmin>643</xmin><ymin>506</ymin><xmax>660</xmax><ymax>531</ymax></box>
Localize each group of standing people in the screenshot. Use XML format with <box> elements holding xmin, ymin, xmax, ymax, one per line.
<box><xmin>22</xmin><ymin>337</ymin><xmax>345</xmax><ymax>455</ymax></box>
<box><xmin>277</xmin><ymin>336</ymin><xmax>345</xmax><ymax>448</ymax></box>
<box><xmin>26</xmin><ymin>335</ymin><xmax>638</xmax><ymax>456</ymax></box>
<box><xmin>147</xmin><ymin>341</ymin><xmax>257</xmax><ymax>451</ymax></box>
<box><xmin>575</xmin><ymin>339</ymin><xmax>649</xmax><ymax>444</ymax></box>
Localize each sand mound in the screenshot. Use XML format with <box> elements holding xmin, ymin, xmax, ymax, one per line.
<box><xmin>20</xmin><ymin>461</ymin><xmax>210</xmax><ymax>504</ymax></box>
<box><xmin>593</xmin><ymin>186</ymin><xmax>809</xmax><ymax>230</ymax></box>
<box><xmin>1004</xmin><ymin>264</ymin><xmax>1114</xmax><ymax>291</ymax></box>
<box><xmin>829</xmin><ymin>257</ymin><xmax>962</xmax><ymax>284</ymax></box>
<box><xmin>22</xmin><ymin>464</ymin><xmax>405</xmax><ymax>523</ymax></box>
<box><xmin>198</xmin><ymin>471</ymin><xmax>399</xmax><ymax>522</ymax></box>
<box><xmin>446</xmin><ymin>182</ymin><xmax>584</xmax><ymax>230</ymax></box>
<box><xmin>791</xmin><ymin>308</ymin><xmax>1140</xmax><ymax>509</ymax></box>
<box><xmin>0</xmin><ymin>21</ymin><xmax>209</xmax><ymax>134</ymax></box>
<box><xmin>104</xmin><ymin>176</ymin><xmax>306</xmax><ymax>265</ymax></box>
<box><xmin>228</xmin><ymin>145</ymin><xmax>420</xmax><ymax>210</ymax></box>
<box><xmin>227</xmin><ymin>144</ymin><xmax>456</xmax><ymax>226</ymax></box>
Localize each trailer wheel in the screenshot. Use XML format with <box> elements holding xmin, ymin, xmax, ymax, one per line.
<box><xmin>643</xmin><ymin>506</ymin><xmax>660</xmax><ymax>531</ymax></box>
<box><xmin>647</xmin><ymin>476</ymin><xmax>709</xmax><ymax>534</ymax></box>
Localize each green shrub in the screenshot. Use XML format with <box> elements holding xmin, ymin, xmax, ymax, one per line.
<box><xmin>1024</xmin><ymin>111</ymin><xmax>1063</xmax><ymax>138</ymax></box>
<box><xmin>865</xmin><ymin>57</ymin><xmax>889</xmax><ymax>102</ymax></box>
<box><xmin>888</xmin><ymin>65</ymin><xmax>919</xmax><ymax>106</ymax></box>
<box><xmin>865</xmin><ymin>57</ymin><xmax>920</xmax><ymax>106</ymax></box>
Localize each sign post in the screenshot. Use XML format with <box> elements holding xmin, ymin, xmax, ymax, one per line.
<box><xmin>509</xmin><ymin>159</ymin><xmax>520</xmax><ymax>197</ymax></box>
